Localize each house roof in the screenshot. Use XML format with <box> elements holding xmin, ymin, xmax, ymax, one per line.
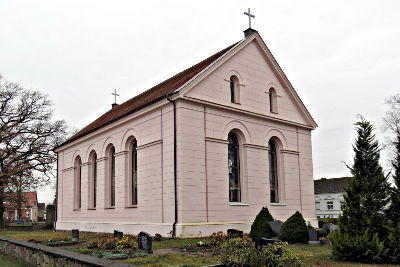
<box><xmin>57</xmin><ymin>41</ymin><xmax>239</xmax><ymax>149</ymax></box>
<box><xmin>314</xmin><ymin>177</ymin><xmax>351</xmax><ymax>194</ymax></box>
<box><xmin>4</xmin><ymin>192</ymin><xmax>38</xmax><ymax>208</ymax></box>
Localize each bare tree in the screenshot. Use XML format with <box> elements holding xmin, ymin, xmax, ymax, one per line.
<box><xmin>383</xmin><ymin>94</ymin><xmax>400</xmax><ymax>138</ymax></box>
<box><xmin>0</xmin><ymin>75</ymin><xmax>67</xmax><ymax>226</ymax></box>
<box><xmin>5</xmin><ymin>170</ymin><xmax>45</xmax><ymax>220</ymax></box>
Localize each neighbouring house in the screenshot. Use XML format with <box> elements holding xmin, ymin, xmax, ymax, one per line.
<box><xmin>38</xmin><ymin>203</ymin><xmax>46</xmax><ymax>221</ymax></box>
<box><xmin>54</xmin><ymin>28</ymin><xmax>317</xmax><ymax>237</ymax></box>
<box><xmin>314</xmin><ymin>177</ymin><xmax>351</xmax><ymax>218</ymax></box>
<box><xmin>3</xmin><ymin>192</ymin><xmax>39</xmax><ymax>222</ymax></box>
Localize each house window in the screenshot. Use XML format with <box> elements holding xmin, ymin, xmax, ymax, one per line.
<box><xmin>269</xmin><ymin>140</ymin><xmax>279</xmax><ymax>203</ymax></box>
<box><xmin>327</xmin><ymin>201</ymin><xmax>333</xmax><ymax>210</ymax></box>
<box><xmin>109</xmin><ymin>146</ymin><xmax>116</xmax><ymax>207</ymax></box>
<box><xmin>90</xmin><ymin>152</ymin><xmax>97</xmax><ymax>208</ymax></box>
<box><xmin>340</xmin><ymin>200</ymin><xmax>345</xmax><ymax>210</ymax></box>
<box><xmin>315</xmin><ymin>201</ymin><xmax>321</xmax><ymax>211</ymax></box>
<box><xmin>131</xmin><ymin>140</ymin><xmax>138</xmax><ymax>205</ymax></box>
<box><xmin>230</xmin><ymin>76</ymin><xmax>240</xmax><ymax>103</ymax></box>
<box><xmin>74</xmin><ymin>156</ymin><xmax>82</xmax><ymax>210</ymax></box>
<box><xmin>228</xmin><ymin>132</ymin><xmax>241</xmax><ymax>202</ymax></box>
<box><xmin>269</xmin><ymin>88</ymin><xmax>278</xmax><ymax>113</ymax></box>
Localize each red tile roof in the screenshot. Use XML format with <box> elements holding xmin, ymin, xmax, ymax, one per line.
<box><xmin>4</xmin><ymin>192</ymin><xmax>38</xmax><ymax>208</ymax></box>
<box><xmin>59</xmin><ymin>42</ymin><xmax>238</xmax><ymax>148</ymax></box>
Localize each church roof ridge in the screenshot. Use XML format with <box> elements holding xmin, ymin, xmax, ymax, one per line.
<box><xmin>56</xmin><ymin>41</ymin><xmax>239</xmax><ymax>149</ymax></box>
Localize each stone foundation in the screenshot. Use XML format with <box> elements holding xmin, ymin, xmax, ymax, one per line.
<box><xmin>0</xmin><ymin>236</ymin><xmax>135</xmax><ymax>267</ymax></box>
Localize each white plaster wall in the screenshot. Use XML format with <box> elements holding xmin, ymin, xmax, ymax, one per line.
<box><xmin>184</xmin><ymin>39</ymin><xmax>311</xmax><ymax>127</ymax></box>
<box><xmin>315</xmin><ymin>193</ymin><xmax>344</xmax><ymax>218</ymax></box>
<box><xmin>177</xmin><ymin>101</ymin><xmax>315</xmax><ymax>232</ymax></box>
<box><xmin>56</xmin><ymin>104</ymin><xmax>176</xmax><ymax>236</ymax></box>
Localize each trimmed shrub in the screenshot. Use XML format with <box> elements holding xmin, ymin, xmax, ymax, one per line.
<box><xmin>385</xmin><ymin>222</ymin><xmax>400</xmax><ymax>264</ymax></box>
<box><xmin>219</xmin><ymin>238</ymin><xmax>307</xmax><ymax>267</ymax></box>
<box><xmin>329</xmin><ymin>230</ymin><xmax>387</xmax><ymax>263</ymax></box>
<box><xmin>278</xmin><ymin>211</ymin><xmax>308</xmax><ymax>243</ymax></box>
<box><xmin>249</xmin><ymin>207</ymin><xmax>274</xmax><ymax>238</ymax></box>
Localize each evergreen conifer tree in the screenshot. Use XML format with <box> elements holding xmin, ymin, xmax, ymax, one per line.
<box><xmin>331</xmin><ymin>117</ymin><xmax>391</xmax><ymax>262</ymax></box>
<box><xmin>339</xmin><ymin>117</ymin><xmax>390</xmax><ymax>238</ymax></box>
<box><xmin>249</xmin><ymin>207</ymin><xmax>274</xmax><ymax>238</ymax></box>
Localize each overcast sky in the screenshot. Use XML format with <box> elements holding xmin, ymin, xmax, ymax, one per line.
<box><xmin>1</xmin><ymin>0</ymin><xmax>399</xmax><ymax>203</ymax></box>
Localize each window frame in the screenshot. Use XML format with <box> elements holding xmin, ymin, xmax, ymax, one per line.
<box><xmin>269</xmin><ymin>88</ymin><xmax>278</xmax><ymax>113</ymax></box>
<box><xmin>268</xmin><ymin>140</ymin><xmax>279</xmax><ymax>203</ymax></box>
<box><xmin>327</xmin><ymin>201</ymin><xmax>334</xmax><ymax>210</ymax></box>
<box><xmin>74</xmin><ymin>156</ymin><xmax>82</xmax><ymax>210</ymax></box>
<box><xmin>228</xmin><ymin>132</ymin><xmax>241</xmax><ymax>202</ymax></box>
<box><xmin>229</xmin><ymin>76</ymin><xmax>240</xmax><ymax>104</ymax></box>
<box><xmin>108</xmin><ymin>146</ymin><xmax>116</xmax><ymax>208</ymax></box>
<box><xmin>88</xmin><ymin>152</ymin><xmax>97</xmax><ymax>209</ymax></box>
<box><xmin>131</xmin><ymin>140</ymin><xmax>138</xmax><ymax>206</ymax></box>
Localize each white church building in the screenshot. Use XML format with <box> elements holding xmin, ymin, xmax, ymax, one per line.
<box><xmin>54</xmin><ymin>28</ymin><xmax>317</xmax><ymax>237</ymax></box>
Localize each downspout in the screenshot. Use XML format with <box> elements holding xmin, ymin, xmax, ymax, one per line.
<box><xmin>54</xmin><ymin>152</ymin><xmax>58</xmax><ymax>231</ymax></box>
<box><xmin>166</xmin><ymin>93</ymin><xmax>177</xmax><ymax>238</ymax></box>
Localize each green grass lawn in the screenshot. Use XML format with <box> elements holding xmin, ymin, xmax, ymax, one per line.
<box><xmin>289</xmin><ymin>244</ymin><xmax>399</xmax><ymax>267</ymax></box>
<box><xmin>1</xmin><ymin>229</ymin><xmax>399</xmax><ymax>267</ymax></box>
<box><xmin>0</xmin><ymin>253</ymin><xmax>31</xmax><ymax>267</ymax></box>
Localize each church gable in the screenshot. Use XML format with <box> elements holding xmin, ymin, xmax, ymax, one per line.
<box><xmin>182</xmin><ymin>34</ymin><xmax>316</xmax><ymax>128</ymax></box>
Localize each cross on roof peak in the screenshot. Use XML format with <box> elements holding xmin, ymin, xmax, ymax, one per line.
<box><xmin>112</xmin><ymin>90</ymin><xmax>119</xmax><ymax>104</ymax></box>
<box><xmin>244</xmin><ymin>8</ymin><xmax>255</xmax><ymax>29</ymax></box>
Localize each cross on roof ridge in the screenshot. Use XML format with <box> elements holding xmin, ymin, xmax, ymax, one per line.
<box><xmin>244</xmin><ymin>8</ymin><xmax>255</xmax><ymax>29</ymax></box>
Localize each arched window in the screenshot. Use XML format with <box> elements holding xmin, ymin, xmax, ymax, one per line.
<box><xmin>131</xmin><ymin>140</ymin><xmax>138</xmax><ymax>205</ymax></box>
<box><xmin>268</xmin><ymin>140</ymin><xmax>279</xmax><ymax>203</ymax></box>
<box><xmin>74</xmin><ymin>156</ymin><xmax>82</xmax><ymax>210</ymax></box>
<box><xmin>109</xmin><ymin>146</ymin><xmax>116</xmax><ymax>207</ymax></box>
<box><xmin>230</xmin><ymin>76</ymin><xmax>240</xmax><ymax>103</ymax></box>
<box><xmin>90</xmin><ymin>152</ymin><xmax>97</xmax><ymax>208</ymax></box>
<box><xmin>269</xmin><ymin>88</ymin><xmax>278</xmax><ymax>113</ymax></box>
<box><xmin>228</xmin><ymin>132</ymin><xmax>241</xmax><ymax>202</ymax></box>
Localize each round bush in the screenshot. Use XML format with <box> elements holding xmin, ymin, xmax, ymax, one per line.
<box><xmin>249</xmin><ymin>207</ymin><xmax>274</xmax><ymax>238</ymax></box>
<box><xmin>279</xmin><ymin>211</ymin><xmax>309</xmax><ymax>243</ymax></box>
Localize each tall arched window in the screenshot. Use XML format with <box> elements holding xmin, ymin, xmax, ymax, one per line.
<box><xmin>269</xmin><ymin>88</ymin><xmax>278</xmax><ymax>113</ymax></box>
<box><xmin>268</xmin><ymin>140</ymin><xmax>279</xmax><ymax>203</ymax></box>
<box><xmin>109</xmin><ymin>146</ymin><xmax>116</xmax><ymax>207</ymax></box>
<box><xmin>230</xmin><ymin>76</ymin><xmax>240</xmax><ymax>103</ymax></box>
<box><xmin>90</xmin><ymin>152</ymin><xmax>97</xmax><ymax>208</ymax></box>
<box><xmin>131</xmin><ymin>140</ymin><xmax>138</xmax><ymax>205</ymax></box>
<box><xmin>74</xmin><ymin>156</ymin><xmax>82</xmax><ymax>210</ymax></box>
<box><xmin>228</xmin><ymin>132</ymin><xmax>241</xmax><ymax>202</ymax></box>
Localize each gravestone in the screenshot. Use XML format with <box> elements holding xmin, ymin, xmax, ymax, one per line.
<box><xmin>138</xmin><ymin>232</ymin><xmax>152</xmax><ymax>253</ymax></box>
<box><xmin>268</xmin><ymin>220</ymin><xmax>283</xmax><ymax>236</ymax></box>
<box><xmin>227</xmin><ymin>229</ymin><xmax>243</xmax><ymax>239</ymax></box>
<box><xmin>71</xmin><ymin>229</ymin><xmax>79</xmax><ymax>242</ymax></box>
<box><xmin>308</xmin><ymin>228</ymin><xmax>319</xmax><ymax>244</ymax></box>
<box><xmin>329</xmin><ymin>224</ymin><xmax>339</xmax><ymax>232</ymax></box>
<box><xmin>45</xmin><ymin>205</ymin><xmax>55</xmax><ymax>229</ymax></box>
<box><xmin>114</xmin><ymin>230</ymin><xmax>123</xmax><ymax>238</ymax></box>
<box><xmin>253</xmin><ymin>237</ymin><xmax>276</xmax><ymax>251</ymax></box>
<box><xmin>322</xmin><ymin>223</ymin><xmax>333</xmax><ymax>233</ymax></box>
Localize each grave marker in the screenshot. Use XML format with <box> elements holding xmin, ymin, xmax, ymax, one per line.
<box><xmin>138</xmin><ymin>231</ymin><xmax>152</xmax><ymax>253</ymax></box>
<box><xmin>227</xmin><ymin>229</ymin><xmax>243</xmax><ymax>239</ymax></box>
<box><xmin>71</xmin><ymin>229</ymin><xmax>79</xmax><ymax>242</ymax></box>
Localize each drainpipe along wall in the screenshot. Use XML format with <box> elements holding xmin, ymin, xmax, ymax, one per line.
<box><xmin>166</xmin><ymin>93</ymin><xmax>178</xmax><ymax>238</ymax></box>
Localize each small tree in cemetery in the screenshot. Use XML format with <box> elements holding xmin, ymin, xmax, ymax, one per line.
<box><xmin>0</xmin><ymin>75</ymin><xmax>67</xmax><ymax>226</ymax></box>
<box><xmin>249</xmin><ymin>207</ymin><xmax>274</xmax><ymax>238</ymax></box>
<box><xmin>278</xmin><ymin>211</ymin><xmax>308</xmax><ymax>243</ymax></box>
<box><xmin>330</xmin><ymin>116</ymin><xmax>391</xmax><ymax>263</ymax></box>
